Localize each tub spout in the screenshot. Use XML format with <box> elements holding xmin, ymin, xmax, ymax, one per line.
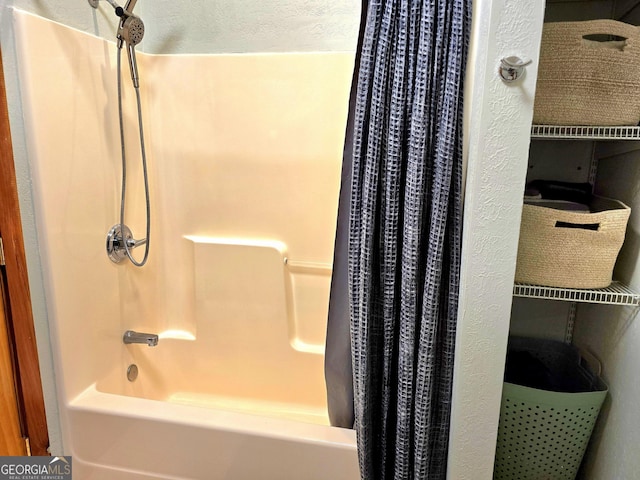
<box><xmin>123</xmin><ymin>330</ymin><xmax>159</xmax><ymax>347</ymax></box>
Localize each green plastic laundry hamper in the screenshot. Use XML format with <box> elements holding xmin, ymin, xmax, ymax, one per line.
<box><xmin>493</xmin><ymin>337</ymin><xmax>608</xmax><ymax>480</ymax></box>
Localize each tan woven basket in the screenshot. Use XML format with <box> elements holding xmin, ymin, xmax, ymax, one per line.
<box><xmin>533</xmin><ymin>19</ymin><xmax>640</xmax><ymax>126</ymax></box>
<box><xmin>515</xmin><ymin>196</ymin><xmax>630</xmax><ymax>288</ymax></box>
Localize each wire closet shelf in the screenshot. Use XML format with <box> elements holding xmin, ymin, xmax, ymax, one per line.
<box><xmin>513</xmin><ymin>281</ymin><xmax>640</xmax><ymax>306</ymax></box>
<box><xmin>531</xmin><ymin>125</ymin><xmax>640</xmax><ymax>140</ymax></box>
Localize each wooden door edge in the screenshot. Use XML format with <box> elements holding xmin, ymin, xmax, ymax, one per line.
<box><xmin>0</xmin><ymin>46</ymin><xmax>51</xmax><ymax>456</ymax></box>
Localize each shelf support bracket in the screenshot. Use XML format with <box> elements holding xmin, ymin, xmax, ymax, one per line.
<box><xmin>565</xmin><ymin>301</ymin><xmax>577</xmax><ymax>344</ymax></box>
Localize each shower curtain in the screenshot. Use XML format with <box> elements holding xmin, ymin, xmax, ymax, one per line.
<box><xmin>325</xmin><ymin>0</ymin><xmax>471</xmax><ymax>478</ymax></box>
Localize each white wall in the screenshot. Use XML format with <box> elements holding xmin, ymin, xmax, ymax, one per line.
<box><xmin>572</xmin><ymin>141</ymin><xmax>640</xmax><ymax>480</ymax></box>
<box><xmin>1</xmin><ymin>0</ymin><xmax>360</xmax><ymax>54</ymax></box>
<box><xmin>140</xmin><ymin>0</ymin><xmax>360</xmax><ymax>54</ymax></box>
<box><xmin>448</xmin><ymin>0</ymin><xmax>545</xmax><ymax>478</ymax></box>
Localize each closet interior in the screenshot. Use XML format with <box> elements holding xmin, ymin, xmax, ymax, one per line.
<box><xmin>502</xmin><ymin>0</ymin><xmax>640</xmax><ymax>478</ymax></box>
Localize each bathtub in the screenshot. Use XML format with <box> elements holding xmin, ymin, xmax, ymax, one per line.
<box><xmin>59</xmin><ymin>237</ymin><xmax>360</xmax><ymax>479</ymax></box>
<box><xmin>67</xmin><ymin>378</ymin><xmax>357</xmax><ymax>479</ymax></box>
<box><xmin>12</xmin><ymin>9</ymin><xmax>358</xmax><ymax>479</ymax></box>
<box><xmin>69</xmin><ymin>245</ymin><xmax>359</xmax><ymax>479</ymax></box>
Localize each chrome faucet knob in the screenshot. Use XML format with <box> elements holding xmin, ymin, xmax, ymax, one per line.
<box><xmin>106</xmin><ymin>224</ymin><xmax>146</xmax><ymax>263</ymax></box>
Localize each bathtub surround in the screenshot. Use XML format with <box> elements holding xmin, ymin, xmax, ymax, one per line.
<box><xmin>11</xmin><ymin>10</ymin><xmax>360</xmax><ymax>477</ymax></box>
<box><xmin>334</xmin><ymin>0</ymin><xmax>471</xmax><ymax>478</ymax></box>
<box><xmin>0</xmin><ymin>0</ymin><xmax>361</xmax><ymax>456</ymax></box>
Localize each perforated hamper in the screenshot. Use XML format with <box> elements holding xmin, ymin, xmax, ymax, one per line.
<box><xmin>494</xmin><ymin>338</ymin><xmax>608</xmax><ymax>480</ymax></box>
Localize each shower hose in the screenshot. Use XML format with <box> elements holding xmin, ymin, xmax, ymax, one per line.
<box><xmin>116</xmin><ymin>45</ymin><xmax>150</xmax><ymax>267</ymax></box>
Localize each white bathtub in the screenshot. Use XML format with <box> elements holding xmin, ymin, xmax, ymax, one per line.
<box><xmin>13</xmin><ymin>10</ymin><xmax>358</xmax><ymax>479</ymax></box>
<box><xmin>71</xmin><ymin>293</ymin><xmax>358</xmax><ymax>479</ymax></box>
<box><xmin>67</xmin><ymin>382</ymin><xmax>357</xmax><ymax>479</ymax></box>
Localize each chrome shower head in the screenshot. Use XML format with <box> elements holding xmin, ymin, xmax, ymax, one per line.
<box><xmin>91</xmin><ymin>0</ymin><xmax>145</xmax><ymax>87</ymax></box>
<box><xmin>116</xmin><ymin>1</ymin><xmax>144</xmax><ymax>48</ymax></box>
<box><xmin>122</xmin><ymin>15</ymin><xmax>145</xmax><ymax>46</ymax></box>
<box><xmin>115</xmin><ymin>2</ymin><xmax>145</xmax><ymax>88</ymax></box>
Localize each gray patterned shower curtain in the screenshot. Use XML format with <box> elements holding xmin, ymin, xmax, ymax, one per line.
<box><xmin>325</xmin><ymin>0</ymin><xmax>471</xmax><ymax>478</ymax></box>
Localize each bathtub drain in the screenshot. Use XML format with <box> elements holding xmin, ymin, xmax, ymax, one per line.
<box><xmin>127</xmin><ymin>364</ymin><xmax>139</xmax><ymax>382</ymax></box>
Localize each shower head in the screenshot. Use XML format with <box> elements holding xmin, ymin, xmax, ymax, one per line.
<box><xmin>115</xmin><ymin>0</ymin><xmax>144</xmax><ymax>88</ymax></box>
<box><xmin>116</xmin><ymin>0</ymin><xmax>144</xmax><ymax>48</ymax></box>
<box><xmin>122</xmin><ymin>15</ymin><xmax>145</xmax><ymax>46</ymax></box>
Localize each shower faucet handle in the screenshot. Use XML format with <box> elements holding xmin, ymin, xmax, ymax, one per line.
<box><xmin>106</xmin><ymin>224</ymin><xmax>146</xmax><ymax>263</ymax></box>
<box><xmin>126</xmin><ymin>236</ymin><xmax>147</xmax><ymax>249</ymax></box>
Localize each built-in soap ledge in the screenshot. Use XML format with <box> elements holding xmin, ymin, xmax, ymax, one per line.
<box><xmin>184</xmin><ymin>235</ymin><xmax>333</xmax><ymax>355</ymax></box>
<box><xmin>158</xmin><ymin>330</ymin><xmax>196</xmax><ymax>341</ymax></box>
<box><xmin>284</xmin><ymin>259</ymin><xmax>332</xmax><ymax>355</ymax></box>
<box><xmin>284</xmin><ymin>258</ymin><xmax>332</xmax><ymax>274</ymax></box>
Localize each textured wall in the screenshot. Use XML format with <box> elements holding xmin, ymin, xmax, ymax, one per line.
<box><xmin>448</xmin><ymin>0</ymin><xmax>545</xmax><ymax>478</ymax></box>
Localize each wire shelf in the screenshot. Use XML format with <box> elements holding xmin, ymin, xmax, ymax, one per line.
<box><xmin>513</xmin><ymin>281</ymin><xmax>640</xmax><ymax>306</ymax></box>
<box><xmin>531</xmin><ymin>125</ymin><xmax>640</xmax><ymax>140</ymax></box>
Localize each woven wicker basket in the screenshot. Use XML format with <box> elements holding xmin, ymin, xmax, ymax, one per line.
<box><xmin>533</xmin><ymin>19</ymin><xmax>640</xmax><ymax>126</ymax></box>
<box><xmin>515</xmin><ymin>196</ymin><xmax>630</xmax><ymax>288</ymax></box>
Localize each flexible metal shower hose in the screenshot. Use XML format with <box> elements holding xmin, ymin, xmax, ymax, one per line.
<box><xmin>117</xmin><ymin>46</ymin><xmax>151</xmax><ymax>267</ymax></box>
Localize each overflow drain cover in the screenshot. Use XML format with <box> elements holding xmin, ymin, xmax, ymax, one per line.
<box><xmin>127</xmin><ymin>364</ymin><xmax>139</xmax><ymax>382</ymax></box>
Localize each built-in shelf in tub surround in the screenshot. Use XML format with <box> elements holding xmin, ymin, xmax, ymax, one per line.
<box><xmin>186</xmin><ymin>236</ymin><xmax>331</xmax><ymax>354</ymax></box>
<box><xmin>284</xmin><ymin>259</ymin><xmax>332</xmax><ymax>354</ymax></box>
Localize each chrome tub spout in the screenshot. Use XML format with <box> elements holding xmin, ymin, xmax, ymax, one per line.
<box><xmin>123</xmin><ymin>330</ymin><xmax>158</xmax><ymax>347</ymax></box>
